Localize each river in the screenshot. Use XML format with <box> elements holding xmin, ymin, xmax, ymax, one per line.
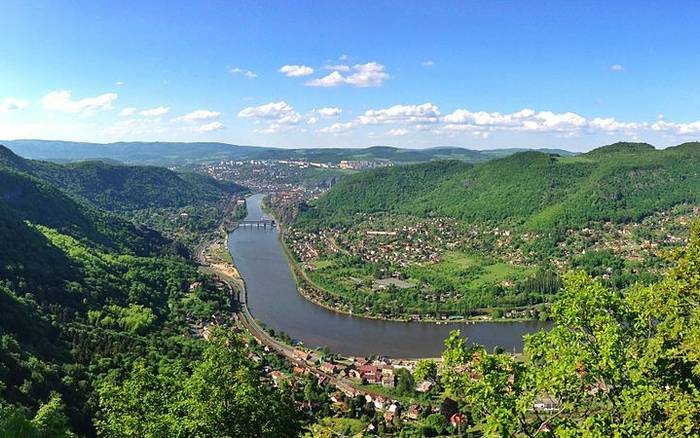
<box><xmin>228</xmin><ymin>194</ymin><xmax>549</xmax><ymax>358</ymax></box>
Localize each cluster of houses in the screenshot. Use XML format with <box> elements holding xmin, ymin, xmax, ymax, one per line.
<box><xmin>552</xmin><ymin>207</ymin><xmax>696</xmax><ymax>275</ymax></box>
<box><xmin>287</xmin><ymin>216</ymin><xmax>464</xmax><ymax>271</ymax></box>
<box><xmin>258</xmin><ymin>350</ymin><xmax>442</xmax><ymax>426</ymax></box>
<box><xmin>199</xmin><ymin>160</ymin><xmax>330</xmax><ymax>195</ymax></box>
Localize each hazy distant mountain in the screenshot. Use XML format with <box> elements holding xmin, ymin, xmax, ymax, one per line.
<box><xmin>2</xmin><ymin>139</ymin><xmax>575</xmax><ymax>166</ymax></box>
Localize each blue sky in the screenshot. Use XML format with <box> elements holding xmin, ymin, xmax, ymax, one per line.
<box><xmin>1</xmin><ymin>0</ymin><xmax>699</xmax><ymax>151</ymax></box>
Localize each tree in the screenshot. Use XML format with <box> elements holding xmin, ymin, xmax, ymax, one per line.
<box><xmin>423</xmin><ymin>412</ymin><xmax>447</xmax><ymax>436</ymax></box>
<box><xmin>96</xmin><ymin>329</ymin><xmax>302</xmax><ymax>438</ymax></box>
<box><xmin>0</xmin><ymin>395</ymin><xmax>75</xmax><ymax>438</ymax></box>
<box><xmin>395</xmin><ymin>368</ymin><xmax>415</xmax><ymax>396</ymax></box>
<box><xmin>31</xmin><ymin>394</ymin><xmax>76</xmax><ymax>438</ymax></box>
<box><xmin>440</xmin><ymin>223</ymin><xmax>700</xmax><ymax>435</ymax></box>
<box><xmin>413</xmin><ymin>359</ymin><xmax>438</xmax><ymax>383</ymax></box>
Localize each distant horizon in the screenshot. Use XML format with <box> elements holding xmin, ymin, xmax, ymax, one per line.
<box><xmin>2</xmin><ymin>137</ymin><xmax>697</xmax><ymax>155</ymax></box>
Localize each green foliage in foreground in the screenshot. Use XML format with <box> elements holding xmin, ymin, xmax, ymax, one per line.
<box><xmin>440</xmin><ymin>223</ymin><xmax>700</xmax><ymax>435</ymax></box>
<box><xmin>0</xmin><ymin>162</ymin><xmax>269</xmax><ymax>436</ymax></box>
<box><xmin>95</xmin><ymin>329</ymin><xmax>301</xmax><ymax>438</ymax></box>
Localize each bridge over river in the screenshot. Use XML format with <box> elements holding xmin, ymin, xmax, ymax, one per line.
<box><xmin>237</xmin><ymin>219</ymin><xmax>276</xmax><ymax>228</ymax></box>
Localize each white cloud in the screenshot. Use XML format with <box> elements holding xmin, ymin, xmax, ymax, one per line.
<box><xmin>229</xmin><ymin>67</ymin><xmax>257</xmax><ymax>78</ymax></box>
<box><xmin>41</xmin><ymin>90</ymin><xmax>117</xmax><ymax>114</ymax></box>
<box><xmin>588</xmin><ymin>117</ymin><xmax>642</xmax><ymax>132</ymax></box>
<box><xmin>279</xmin><ymin>64</ymin><xmax>314</xmax><ymax>77</ymax></box>
<box><xmin>197</xmin><ymin>121</ymin><xmax>225</xmax><ymax>132</ymax></box>
<box><xmin>651</xmin><ymin>119</ymin><xmax>700</xmax><ymax>135</ymax></box>
<box><xmin>610</xmin><ymin>64</ymin><xmax>624</xmax><ymax>72</ymax></box>
<box><xmin>238</xmin><ymin>101</ymin><xmax>303</xmax><ymax>133</ymax></box>
<box><xmin>422</xmin><ymin>60</ymin><xmax>434</xmax><ymax>67</ymax></box>
<box><xmin>442</xmin><ymin>108</ymin><xmax>588</xmax><ymax>133</ymax></box>
<box><xmin>316</xmin><ymin>107</ymin><xmax>342</xmax><ymax>117</ymax></box>
<box><xmin>358</xmin><ymin>103</ymin><xmax>441</xmax><ymax>125</ymax></box>
<box><xmin>307</xmin><ymin>62</ymin><xmax>390</xmax><ymax>87</ymax></box>
<box><xmin>307</xmin><ymin>71</ymin><xmax>346</xmax><ymax>87</ymax></box>
<box><xmin>119</xmin><ymin>107</ymin><xmax>137</xmax><ymax>117</ymax></box>
<box><xmin>319</xmin><ymin>122</ymin><xmax>354</xmax><ymax>134</ymax></box>
<box><xmin>0</xmin><ymin>97</ymin><xmax>29</xmax><ymax>112</ymax></box>
<box><xmin>387</xmin><ymin>128</ymin><xmax>409</xmax><ymax>136</ymax></box>
<box><xmin>439</xmin><ymin>107</ymin><xmax>653</xmax><ymax>137</ymax></box>
<box><xmin>307</xmin><ymin>117</ymin><xmax>318</xmax><ymax>125</ymax></box>
<box><xmin>140</xmin><ymin>106</ymin><xmax>170</xmax><ymax>117</ymax></box>
<box><xmin>180</xmin><ymin>109</ymin><xmax>221</xmax><ymax>121</ymax></box>
<box><xmin>238</xmin><ymin>101</ymin><xmax>302</xmax><ymax>124</ymax></box>
<box><xmin>115</xmin><ymin>81</ymin><xmax>125</xmax><ymax>86</ymax></box>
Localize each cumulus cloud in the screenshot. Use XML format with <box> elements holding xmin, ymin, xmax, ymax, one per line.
<box><xmin>651</xmin><ymin>119</ymin><xmax>700</xmax><ymax>135</ymax></box>
<box><xmin>610</xmin><ymin>64</ymin><xmax>624</xmax><ymax>72</ymax></box>
<box><xmin>279</xmin><ymin>64</ymin><xmax>314</xmax><ymax>77</ymax></box>
<box><xmin>140</xmin><ymin>106</ymin><xmax>170</xmax><ymax>117</ymax></box>
<box><xmin>41</xmin><ymin>90</ymin><xmax>117</xmax><ymax>114</ymax></box>
<box><xmin>307</xmin><ymin>62</ymin><xmax>390</xmax><ymax>87</ymax></box>
<box><xmin>180</xmin><ymin>109</ymin><xmax>221</xmax><ymax>121</ymax></box>
<box><xmin>319</xmin><ymin>122</ymin><xmax>354</xmax><ymax>134</ymax></box>
<box><xmin>442</xmin><ymin>108</ymin><xmax>588</xmax><ymax>133</ymax></box>
<box><xmin>0</xmin><ymin>97</ymin><xmax>29</xmax><ymax>112</ymax></box>
<box><xmin>238</xmin><ymin>101</ymin><xmax>301</xmax><ymax>123</ymax></box>
<box><xmin>229</xmin><ymin>67</ymin><xmax>257</xmax><ymax>78</ymax></box>
<box><xmin>238</xmin><ymin>101</ymin><xmax>303</xmax><ymax>133</ymax></box>
<box><xmin>358</xmin><ymin>103</ymin><xmax>441</xmax><ymax>125</ymax></box>
<box><xmin>119</xmin><ymin>107</ymin><xmax>137</xmax><ymax>117</ymax></box>
<box><xmin>316</xmin><ymin>107</ymin><xmax>342</xmax><ymax>117</ymax></box>
<box><xmin>197</xmin><ymin>121</ymin><xmax>225</xmax><ymax>132</ymax></box>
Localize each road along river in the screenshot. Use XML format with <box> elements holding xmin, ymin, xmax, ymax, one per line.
<box><xmin>228</xmin><ymin>194</ymin><xmax>549</xmax><ymax>358</ymax></box>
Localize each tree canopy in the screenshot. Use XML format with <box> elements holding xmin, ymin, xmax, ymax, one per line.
<box><xmin>440</xmin><ymin>223</ymin><xmax>700</xmax><ymax>435</ymax></box>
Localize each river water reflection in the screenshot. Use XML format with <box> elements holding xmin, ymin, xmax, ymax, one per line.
<box><xmin>228</xmin><ymin>194</ymin><xmax>549</xmax><ymax>358</ymax></box>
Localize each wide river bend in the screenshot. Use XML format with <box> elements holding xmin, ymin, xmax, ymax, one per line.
<box><xmin>228</xmin><ymin>194</ymin><xmax>548</xmax><ymax>358</ymax></box>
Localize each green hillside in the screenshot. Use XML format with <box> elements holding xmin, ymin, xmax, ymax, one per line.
<box><xmin>0</xmin><ymin>149</ymin><xmax>296</xmax><ymax>435</ymax></box>
<box><xmin>0</xmin><ymin>145</ymin><xmax>245</xmax><ymax>212</ymax></box>
<box><xmin>297</xmin><ymin>142</ymin><xmax>700</xmax><ymax>231</ymax></box>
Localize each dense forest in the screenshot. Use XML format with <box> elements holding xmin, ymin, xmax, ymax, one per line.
<box><xmin>295</xmin><ymin>142</ymin><xmax>700</xmax><ymax>232</ymax></box>
<box><xmin>0</xmin><ymin>145</ymin><xmax>244</xmax><ymax>212</ymax></box>
<box><xmin>0</xmin><ymin>147</ymin><xmax>296</xmax><ymax>436</ymax></box>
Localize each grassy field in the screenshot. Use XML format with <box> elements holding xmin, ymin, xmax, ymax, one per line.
<box><xmin>407</xmin><ymin>251</ymin><xmax>533</xmax><ymax>293</ymax></box>
<box><xmin>302</xmin><ymin>249</ymin><xmax>537</xmax><ymax>316</ymax></box>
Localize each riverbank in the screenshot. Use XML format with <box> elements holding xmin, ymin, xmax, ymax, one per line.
<box><xmin>275</xmin><ymin>221</ymin><xmax>544</xmax><ymax>325</ymax></box>
<box><xmin>229</xmin><ymin>194</ymin><xmax>547</xmax><ymax>356</ymax></box>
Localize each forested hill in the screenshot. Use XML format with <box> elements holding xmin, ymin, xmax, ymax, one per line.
<box><xmin>0</xmin><ymin>166</ymin><xmax>175</xmax><ymax>255</ymax></box>
<box><xmin>0</xmin><ymin>144</ymin><xmax>265</xmax><ymax>434</ymax></box>
<box><xmin>295</xmin><ymin>141</ymin><xmax>700</xmax><ymax>230</ymax></box>
<box><xmin>0</xmin><ymin>145</ymin><xmax>245</xmax><ymax>211</ymax></box>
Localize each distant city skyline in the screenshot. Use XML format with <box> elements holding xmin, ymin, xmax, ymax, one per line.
<box><xmin>1</xmin><ymin>1</ymin><xmax>700</xmax><ymax>151</ymax></box>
